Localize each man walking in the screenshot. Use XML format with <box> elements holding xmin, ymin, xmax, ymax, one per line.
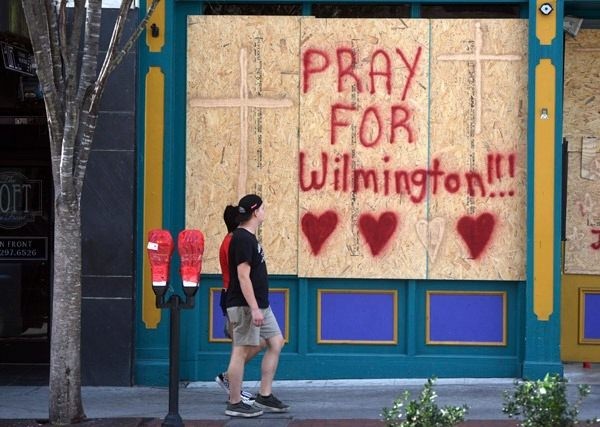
<box><xmin>224</xmin><ymin>194</ymin><xmax>289</xmax><ymax>418</ymax></box>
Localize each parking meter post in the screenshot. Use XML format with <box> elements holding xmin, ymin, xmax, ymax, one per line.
<box><xmin>178</xmin><ymin>294</ymin><xmax>195</xmax><ymax>309</ymax></box>
<box><xmin>162</xmin><ymin>295</ymin><xmax>183</xmax><ymax>427</ymax></box>
<box><xmin>147</xmin><ymin>229</ymin><xmax>204</xmax><ymax>427</ymax></box>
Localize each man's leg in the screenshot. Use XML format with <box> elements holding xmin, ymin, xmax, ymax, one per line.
<box><xmin>246</xmin><ymin>338</ymin><xmax>266</xmax><ymax>362</ymax></box>
<box><xmin>253</xmin><ymin>307</ymin><xmax>289</xmax><ymax>413</ymax></box>
<box><xmin>259</xmin><ymin>334</ymin><xmax>284</xmax><ymax>397</ymax></box>
<box><xmin>225</xmin><ymin>344</ymin><xmax>264</xmax><ymax>417</ymax></box>
<box><xmin>218</xmin><ymin>338</ymin><xmax>264</xmax><ymax>392</ymax></box>
<box><xmin>217</xmin><ymin>316</ymin><xmax>264</xmax><ymax>398</ymax></box>
<box><xmin>226</xmin><ymin>345</ymin><xmax>249</xmax><ymax>404</ymax></box>
<box><xmin>224</xmin><ymin>307</ymin><xmax>263</xmax><ymax>417</ymax></box>
<box><xmin>253</xmin><ymin>333</ymin><xmax>289</xmax><ymax>413</ymax></box>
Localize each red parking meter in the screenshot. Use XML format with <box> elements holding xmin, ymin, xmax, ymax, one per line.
<box><xmin>177</xmin><ymin>229</ymin><xmax>205</xmax><ymax>297</ymax></box>
<box><xmin>147</xmin><ymin>229</ymin><xmax>174</xmax><ymax>297</ymax></box>
<box><xmin>149</xmin><ymin>229</ymin><xmax>203</xmax><ymax>427</ymax></box>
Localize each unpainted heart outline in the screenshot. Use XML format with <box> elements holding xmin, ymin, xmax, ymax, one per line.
<box><xmin>415</xmin><ymin>217</ymin><xmax>446</xmax><ymax>263</ymax></box>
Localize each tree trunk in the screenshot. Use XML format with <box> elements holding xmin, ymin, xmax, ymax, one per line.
<box><xmin>49</xmin><ymin>191</ymin><xmax>85</xmax><ymax>424</ymax></box>
<box><xmin>19</xmin><ymin>1</ymin><xmax>161</xmax><ymax>423</ymax></box>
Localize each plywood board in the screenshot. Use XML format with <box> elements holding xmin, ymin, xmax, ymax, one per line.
<box><xmin>298</xmin><ymin>18</ymin><xmax>429</xmax><ymax>278</ymax></box>
<box><xmin>427</xmin><ymin>19</ymin><xmax>528</xmax><ymax>280</ymax></box>
<box><xmin>564</xmin><ymin>30</ymin><xmax>600</xmax><ymax>152</ymax></box>
<box><xmin>564</xmin><ymin>153</ymin><xmax>600</xmax><ymax>275</ymax></box>
<box><xmin>186</xmin><ymin>17</ymin><xmax>528</xmax><ymax>280</ymax></box>
<box><xmin>186</xmin><ymin>16</ymin><xmax>300</xmax><ymax>275</ymax></box>
<box><xmin>564</xmin><ymin>29</ymin><xmax>600</xmax><ymax>275</ymax></box>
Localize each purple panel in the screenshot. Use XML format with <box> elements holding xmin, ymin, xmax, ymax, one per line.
<box><xmin>210</xmin><ymin>289</ymin><xmax>287</xmax><ymax>340</ymax></box>
<box><xmin>269</xmin><ymin>290</ymin><xmax>287</xmax><ymax>338</ymax></box>
<box><xmin>320</xmin><ymin>292</ymin><xmax>395</xmax><ymax>341</ymax></box>
<box><xmin>429</xmin><ymin>293</ymin><xmax>503</xmax><ymax>343</ymax></box>
<box><xmin>211</xmin><ymin>289</ymin><xmax>228</xmax><ymax>340</ymax></box>
<box><xmin>584</xmin><ymin>293</ymin><xmax>600</xmax><ymax>340</ymax></box>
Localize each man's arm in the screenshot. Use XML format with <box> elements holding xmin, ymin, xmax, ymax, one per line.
<box><xmin>238</xmin><ymin>262</ymin><xmax>264</xmax><ymax>325</ymax></box>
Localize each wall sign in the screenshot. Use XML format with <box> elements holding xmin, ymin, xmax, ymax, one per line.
<box><xmin>0</xmin><ymin>41</ymin><xmax>35</xmax><ymax>76</ymax></box>
<box><xmin>0</xmin><ymin>236</ymin><xmax>48</xmax><ymax>261</ymax></box>
<box><xmin>0</xmin><ymin>171</ymin><xmax>43</xmax><ymax>230</ymax></box>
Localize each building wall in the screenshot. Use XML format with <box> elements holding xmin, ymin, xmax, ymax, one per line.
<box><xmin>81</xmin><ymin>8</ymin><xmax>138</xmax><ymax>386</ymax></box>
<box><xmin>134</xmin><ymin>0</ymin><xmax>564</xmax><ymax>385</ymax></box>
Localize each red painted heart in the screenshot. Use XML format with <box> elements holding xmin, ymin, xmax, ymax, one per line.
<box><xmin>456</xmin><ymin>213</ymin><xmax>495</xmax><ymax>260</ymax></box>
<box><xmin>358</xmin><ymin>212</ymin><xmax>399</xmax><ymax>256</ymax></box>
<box><xmin>301</xmin><ymin>211</ymin><xmax>339</xmax><ymax>255</ymax></box>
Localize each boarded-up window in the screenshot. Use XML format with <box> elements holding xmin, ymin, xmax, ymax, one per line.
<box><xmin>186</xmin><ymin>17</ymin><xmax>528</xmax><ymax>280</ymax></box>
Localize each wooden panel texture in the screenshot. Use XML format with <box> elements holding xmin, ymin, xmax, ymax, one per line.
<box><xmin>564</xmin><ymin>30</ymin><xmax>600</xmax><ymax>275</ymax></box>
<box><xmin>186</xmin><ymin>17</ymin><xmax>528</xmax><ymax>280</ymax></box>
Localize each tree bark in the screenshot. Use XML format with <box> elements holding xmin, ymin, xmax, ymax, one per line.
<box><xmin>20</xmin><ymin>1</ymin><xmax>161</xmax><ymax>423</ymax></box>
<box><xmin>49</xmin><ymin>191</ymin><xmax>84</xmax><ymax>424</ymax></box>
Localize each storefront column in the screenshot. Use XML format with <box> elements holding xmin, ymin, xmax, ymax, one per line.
<box><xmin>523</xmin><ymin>0</ymin><xmax>564</xmax><ymax>379</ymax></box>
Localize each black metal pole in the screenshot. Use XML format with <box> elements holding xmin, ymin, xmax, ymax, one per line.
<box><xmin>162</xmin><ymin>295</ymin><xmax>183</xmax><ymax>427</ymax></box>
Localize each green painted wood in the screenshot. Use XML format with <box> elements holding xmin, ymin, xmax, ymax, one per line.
<box><xmin>135</xmin><ymin>274</ymin><xmax>525</xmax><ymax>384</ymax></box>
<box><xmin>135</xmin><ymin>0</ymin><xmax>172</xmax><ymax>373</ymax></box>
<box><xmin>523</xmin><ymin>0</ymin><xmax>564</xmax><ymax>380</ymax></box>
<box><xmin>135</xmin><ymin>0</ymin><xmax>600</xmax><ymax>386</ymax></box>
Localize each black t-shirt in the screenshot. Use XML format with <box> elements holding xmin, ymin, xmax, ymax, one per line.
<box><xmin>226</xmin><ymin>228</ymin><xmax>269</xmax><ymax>309</ymax></box>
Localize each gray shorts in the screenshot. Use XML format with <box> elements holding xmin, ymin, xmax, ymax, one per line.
<box><xmin>224</xmin><ymin>316</ymin><xmax>232</xmax><ymax>339</ymax></box>
<box><xmin>226</xmin><ymin>306</ymin><xmax>281</xmax><ymax>346</ymax></box>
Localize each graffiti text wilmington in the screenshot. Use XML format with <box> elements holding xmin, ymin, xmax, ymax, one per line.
<box><xmin>299</xmin><ymin>45</ymin><xmax>517</xmax><ymax>202</ymax></box>
<box><xmin>300</xmin><ymin>153</ymin><xmax>516</xmax><ymax>203</ymax></box>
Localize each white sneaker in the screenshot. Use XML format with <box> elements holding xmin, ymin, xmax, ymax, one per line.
<box><xmin>216</xmin><ymin>372</ymin><xmax>255</xmax><ymax>404</ymax></box>
<box><xmin>215</xmin><ymin>373</ymin><xmax>229</xmax><ymax>393</ymax></box>
<box><xmin>241</xmin><ymin>392</ymin><xmax>255</xmax><ymax>405</ymax></box>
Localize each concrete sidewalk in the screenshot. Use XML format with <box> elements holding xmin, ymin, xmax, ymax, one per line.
<box><xmin>0</xmin><ymin>364</ymin><xmax>599</xmax><ymax>426</ymax></box>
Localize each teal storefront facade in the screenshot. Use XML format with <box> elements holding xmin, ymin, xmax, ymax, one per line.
<box><xmin>133</xmin><ymin>0</ymin><xmax>600</xmax><ymax>386</ymax></box>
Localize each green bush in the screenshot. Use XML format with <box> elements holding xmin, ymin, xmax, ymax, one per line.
<box><xmin>382</xmin><ymin>377</ymin><xmax>469</xmax><ymax>427</ymax></box>
<box><xmin>502</xmin><ymin>373</ymin><xmax>598</xmax><ymax>427</ymax></box>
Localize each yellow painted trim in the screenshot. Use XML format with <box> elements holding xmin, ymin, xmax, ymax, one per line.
<box><xmin>142</xmin><ymin>67</ymin><xmax>165</xmax><ymax>329</ymax></box>
<box><xmin>561</xmin><ymin>274</ymin><xmax>600</xmax><ymax>362</ymax></box>
<box><xmin>536</xmin><ymin>0</ymin><xmax>556</xmax><ymax>45</ymax></box>
<box><xmin>146</xmin><ymin>0</ymin><xmax>165</xmax><ymax>52</ymax></box>
<box><xmin>208</xmin><ymin>287</ymin><xmax>290</xmax><ymax>343</ymax></box>
<box><xmin>533</xmin><ymin>59</ymin><xmax>555</xmax><ymax>321</ymax></box>
<box><xmin>317</xmin><ymin>289</ymin><xmax>398</xmax><ymax>345</ymax></box>
<box><xmin>579</xmin><ymin>289</ymin><xmax>600</xmax><ymax>345</ymax></box>
<box><xmin>425</xmin><ymin>291</ymin><xmax>507</xmax><ymax>346</ymax></box>
<box><xmin>209</xmin><ymin>288</ymin><xmax>229</xmax><ymax>343</ymax></box>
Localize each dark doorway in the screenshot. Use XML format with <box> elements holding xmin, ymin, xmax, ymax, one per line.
<box><xmin>0</xmin><ymin>1</ymin><xmax>52</xmax><ymax>385</ymax></box>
